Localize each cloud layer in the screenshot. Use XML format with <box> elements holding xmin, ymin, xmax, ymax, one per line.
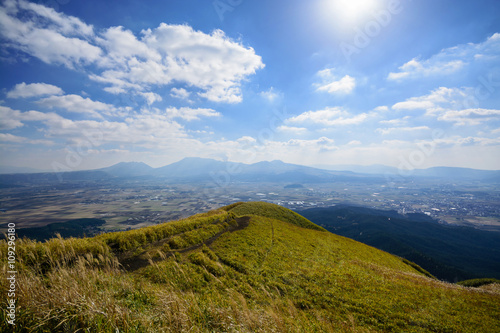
<box><xmin>0</xmin><ymin>1</ymin><xmax>499</xmax><ymax>170</ymax></box>
<box><xmin>314</xmin><ymin>68</ymin><xmax>356</xmax><ymax>95</ymax></box>
<box><xmin>388</xmin><ymin>33</ymin><xmax>500</xmax><ymax>81</ymax></box>
<box><xmin>0</xmin><ymin>0</ymin><xmax>264</xmax><ymax>103</ymax></box>
<box><xmin>7</xmin><ymin>82</ymin><xmax>64</xmax><ymax>98</ymax></box>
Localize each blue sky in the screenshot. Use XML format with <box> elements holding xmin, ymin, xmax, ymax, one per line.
<box><xmin>1</xmin><ymin>0</ymin><xmax>499</xmax><ymax>171</ymax></box>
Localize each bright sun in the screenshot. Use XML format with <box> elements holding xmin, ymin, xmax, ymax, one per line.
<box><xmin>327</xmin><ymin>0</ymin><xmax>381</xmax><ymax>24</ymax></box>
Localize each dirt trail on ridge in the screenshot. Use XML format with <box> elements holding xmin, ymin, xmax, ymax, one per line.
<box><xmin>119</xmin><ymin>216</ymin><xmax>250</xmax><ymax>272</ymax></box>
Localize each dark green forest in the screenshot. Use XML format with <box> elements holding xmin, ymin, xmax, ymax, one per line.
<box><xmin>11</xmin><ymin>218</ymin><xmax>105</xmax><ymax>241</ymax></box>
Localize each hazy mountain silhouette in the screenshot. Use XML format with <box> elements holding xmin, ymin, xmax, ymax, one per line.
<box><xmin>1</xmin><ymin>158</ymin><xmax>499</xmax><ymax>183</ymax></box>
<box><xmin>99</xmin><ymin>162</ymin><xmax>154</xmax><ymax>177</ymax></box>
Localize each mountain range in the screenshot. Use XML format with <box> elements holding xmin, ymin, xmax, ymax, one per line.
<box><xmin>96</xmin><ymin>158</ymin><xmax>500</xmax><ymax>182</ymax></box>
<box><xmin>2</xmin><ymin>157</ymin><xmax>499</xmax><ymax>184</ymax></box>
<box><xmin>99</xmin><ymin>158</ymin><xmax>369</xmax><ymax>183</ymax></box>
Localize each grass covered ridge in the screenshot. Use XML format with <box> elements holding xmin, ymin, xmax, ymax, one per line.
<box><xmin>225</xmin><ymin>201</ymin><xmax>326</xmax><ymax>231</ymax></box>
<box><xmin>1</xmin><ymin>202</ymin><xmax>499</xmax><ymax>332</ymax></box>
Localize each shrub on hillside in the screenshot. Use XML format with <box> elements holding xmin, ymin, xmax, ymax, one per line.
<box><xmin>457</xmin><ymin>278</ymin><xmax>500</xmax><ymax>287</ymax></box>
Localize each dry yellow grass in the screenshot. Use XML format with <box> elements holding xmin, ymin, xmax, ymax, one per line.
<box><xmin>1</xmin><ymin>202</ymin><xmax>499</xmax><ymax>332</ymax></box>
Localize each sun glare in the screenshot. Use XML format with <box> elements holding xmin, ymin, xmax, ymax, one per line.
<box><xmin>326</xmin><ymin>0</ymin><xmax>381</xmax><ymax>25</ymax></box>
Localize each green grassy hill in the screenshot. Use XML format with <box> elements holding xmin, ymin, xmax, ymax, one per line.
<box><xmin>299</xmin><ymin>205</ymin><xmax>500</xmax><ymax>282</ymax></box>
<box><xmin>227</xmin><ymin>201</ymin><xmax>326</xmax><ymax>231</ymax></box>
<box><xmin>1</xmin><ymin>202</ymin><xmax>499</xmax><ymax>332</ymax></box>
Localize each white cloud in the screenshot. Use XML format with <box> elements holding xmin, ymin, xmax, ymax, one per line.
<box><xmin>263</xmin><ymin>137</ymin><xmax>338</xmax><ymax>155</ymax></box>
<box><xmin>260</xmin><ymin>87</ymin><xmax>282</xmax><ymax>103</ymax></box>
<box><xmin>0</xmin><ymin>105</ymin><xmax>222</xmax><ymax>170</ymax></box>
<box><xmin>139</xmin><ymin>92</ymin><xmax>162</xmax><ymax>105</ymax></box>
<box><xmin>170</xmin><ymin>87</ymin><xmax>191</xmax><ymax>100</ymax></box>
<box><xmin>0</xmin><ymin>1</ymin><xmax>264</xmax><ymax>103</ymax></box>
<box><xmin>379</xmin><ymin>117</ymin><xmax>409</xmax><ymax>126</ymax></box>
<box><xmin>388</xmin><ymin>59</ymin><xmax>464</xmax><ymax>80</ymax></box>
<box><xmin>290</xmin><ymin>136</ymin><xmax>335</xmax><ymax>147</ymax></box>
<box><xmin>16</xmin><ymin>0</ymin><xmax>94</xmax><ymax>37</ymax></box>
<box><xmin>373</xmin><ymin>106</ymin><xmax>389</xmax><ymax>112</ymax></box>
<box><xmin>37</xmin><ymin>94</ymin><xmax>114</xmax><ymax>118</ymax></box>
<box><xmin>197</xmin><ymin>85</ymin><xmax>243</xmax><ymax>104</ymax></box>
<box><xmin>97</xmin><ymin>26</ymin><xmax>159</xmax><ymax>65</ymax></box>
<box><xmin>392</xmin><ymin>100</ymin><xmax>435</xmax><ymax>111</ymax></box>
<box><xmin>376</xmin><ymin>126</ymin><xmax>430</xmax><ymax>135</ymax></box>
<box><xmin>287</xmin><ymin>107</ymin><xmax>369</xmax><ymax>126</ymax></box>
<box><xmin>4</xmin><ymin>108</ymin><xmax>189</xmax><ymax>148</ymax></box>
<box><xmin>0</xmin><ymin>1</ymin><xmax>101</xmax><ymax>68</ymax></box>
<box><xmin>388</xmin><ymin>33</ymin><xmax>500</xmax><ymax>81</ymax></box>
<box><xmin>237</xmin><ymin>136</ymin><xmax>257</xmax><ymax>145</ymax></box>
<box><xmin>0</xmin><ymin>133</ymin><xmax>53</xmax><ymax>145</ymax></box>
<box><xmin>7</xmin><ymin>82</ymin><xmax>64</xmax><ymax>98</ymax></box>
<box><xmin>438</xmin><ymin>108</ymin><xmax>500</xmax><ymax>126</ymax></box>
<box><xmin>0</xmin><ymin>133</ymin><xmax>26</xmax><ymax>143</ymax></box>
<box><xmin>432</xmin><ymin>135</ymin><xmax>500</xmax><ymax>147</ymax></box>
<box><xmin>391</xmin><ymin>87</ymin><xmax>500</xmax><ymax>126</ymax></box>
<box><xmin>204</xmin><ymin>135</ymin><xmax>499</xmax><ymax>170</ymax></box>
<box><xmin>392</xmin><ymin>87</ymin><xmax>470</xmax><ymax>114</ymax></box>
<box><xmin>277</xmin><ymin>125</ymin><xmax>308</xmax><ymax>134</ymax></box>
<box><xmin>165</xmin><ymin>107</ymin><xmax>221</xmax><ymax>121</ymax></box>
<box><xmin>94</xmin><ymin>24</ymin><xmax>264</xmax><ymax>103</ymax></box>
<box><xmin>317</xmin><ymin>75</ymin><xmax>356</xmax><ymax>94</ymax></box>
<box><xmin>197</xmin><ymin>136</ymin><xmax>340</xmax><ymax>166</ymax></box>
<box><xmin>0</xmin><ymin>106</ymin><xmax>25</xmax><ymax>129</ymax></box>
<box><xmin>315</xmin><ymin>68</ymin><xmax>355</xmax><ymax>95</ymax></box>
<box><xmin>3</xmin><ymin>103</ymin><xmax>499</xmax><ymax>170</ymax></box>
<box><xmin>0</xmin><ymin>106</ymin><xmax>66</xmax><ymax>132</ymax></box>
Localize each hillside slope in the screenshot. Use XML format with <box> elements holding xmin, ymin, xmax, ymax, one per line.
<box><xmin>299</xmin><ymin>205</ymin><xmax>500</xmax><ymax>282</ymax></box>
<box><xmin>1</xmin><ymin>202</ymin><xmax>499</xmax><ymax>332</ymax></box>
<box><xmin>227</xmin><ymin>201</ymin><xmax>326</xmax><ymax>231</ymax></box>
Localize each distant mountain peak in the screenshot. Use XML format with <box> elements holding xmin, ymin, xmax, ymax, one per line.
<box><xmin>179</xmin><ymin>157</ymin><xmax>213</xmax><ymax>162</ymax></box>
<box><xmin>114</xmin><ymin>161</ymin><xmax>150</xmax><ymax>167</ymax></box>
<box><xmin>175</xmin><ymin>157</ymin><xmax>230</xmax><ymax>164</ymax></box>
<box><xmin>98</xmin><ymin>161</ymin><xmax>154</xmax><ymax>177</ymax></box>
